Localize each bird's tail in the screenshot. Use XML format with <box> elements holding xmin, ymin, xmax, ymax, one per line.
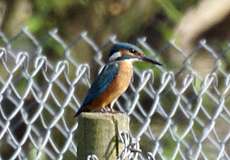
<box><xmin>74</xmin><ymin>111</ymin><xmax>81</xmax><ymax>117</ymax></box>
<box><xmin>74</xmin><ymin>107</ymin><xmax>89</xmax><ymax>117</ymax></box>
<box><xmin>74</xmin><ymin>108</ymin><xmax>83</xmax><ymax>117</ymax></box>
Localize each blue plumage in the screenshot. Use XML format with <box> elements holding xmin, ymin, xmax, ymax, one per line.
<box><xmin>75</xmin><ymin>63</ymin><xmax>119</xmax><ymax>116</ymax></box>
<box><xmin>109</xmin><ymin>42</ymin><xmax>142</xmax><ymax>57</ymax></box>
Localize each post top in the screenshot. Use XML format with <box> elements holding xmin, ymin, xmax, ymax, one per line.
<box><xmin>78</xmin><ymin>112</ymin><xmax>129</xmax><ymax>121</ymax></box>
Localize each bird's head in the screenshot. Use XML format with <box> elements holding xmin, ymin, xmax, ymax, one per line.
<box><xmin>108</xmin><ymin>42</ymin><xmax>162</xmax><ymax>66</ymax></box>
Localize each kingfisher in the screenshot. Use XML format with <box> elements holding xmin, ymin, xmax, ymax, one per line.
<box><xmin>75</xmin><ymin>42</ymin><xmax>161</xmax><ymax>116</ymax></box>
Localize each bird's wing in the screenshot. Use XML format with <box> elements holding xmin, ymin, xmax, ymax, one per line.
<box><xmin>75</xmin><ymin>63</ymin><xmax>119</xmax><ymax>116</ymax></box>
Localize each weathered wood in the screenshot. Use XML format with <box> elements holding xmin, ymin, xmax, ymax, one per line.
<box><xmin>76</xmin><ymin>112</ymin><xmax>130</xmax><ymax>160</ymax></box>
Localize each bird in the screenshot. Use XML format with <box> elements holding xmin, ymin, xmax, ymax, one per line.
<box><xmin>75</xmin><ymin>42</ymin><xmax>162</xmax><ymax>116</ymax></box>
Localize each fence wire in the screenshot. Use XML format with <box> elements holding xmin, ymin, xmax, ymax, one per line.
<box><xmin>0</xmin><ymin>28</ymin><xmax>229</xmax><ymax>160</ymax></box>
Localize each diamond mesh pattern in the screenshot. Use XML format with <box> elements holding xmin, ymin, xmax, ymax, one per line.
<box><xmin>0</xmin><ymin>28</ymin><xmax>229</xmax><ymax>160</ymax></box>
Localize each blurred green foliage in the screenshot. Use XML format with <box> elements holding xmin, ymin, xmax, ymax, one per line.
<box><xmin>3</xmin><ymin>0</ymin><xmax>197</xmax><ymax>43</ymax></box>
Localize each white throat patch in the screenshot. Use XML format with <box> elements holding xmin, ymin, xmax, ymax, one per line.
<box><xmin>109</xmin><ymin>51</ymin><xmax>121</xmax><ymax>61</ymax></box>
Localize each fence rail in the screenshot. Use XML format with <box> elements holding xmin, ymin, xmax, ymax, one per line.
<box><xmin>0</xmin><ymin>28</ymin><xmax>229</xmax><ymax>160</ymax></box>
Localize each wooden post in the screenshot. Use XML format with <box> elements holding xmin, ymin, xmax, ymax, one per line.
<box><xmin>76</xmin><ymin>112</ymin><xmax>130</xmax><ymax>160</ymax></box>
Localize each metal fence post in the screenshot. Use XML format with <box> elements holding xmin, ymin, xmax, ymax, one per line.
<box><xmin>76</xmin><ymin>112</ymin><xmax>130</xmax><ymax>160</ymax></box>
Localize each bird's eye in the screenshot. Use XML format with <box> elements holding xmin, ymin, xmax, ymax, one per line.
<box><xmin>129</xmin><ymin>49</ymin><xmax>136</xmax><ymax>53</ymax></box>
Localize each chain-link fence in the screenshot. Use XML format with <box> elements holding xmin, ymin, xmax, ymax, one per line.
<box><xmin>0</xmin><ymin>28</ymin><xmax>229</xmax><ymax>160</ymax></box>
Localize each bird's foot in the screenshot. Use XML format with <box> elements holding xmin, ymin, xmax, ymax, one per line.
<box><xmin>99</xmin><ymin>107</ymin><xmax>118</xmax><ymax>114</ymax></box>
<box><xmin>100</xmin><ymin>108</ymin><xmax>108</xmax><ymax>113</ymax></box>
<box><xmin>106</xmin><ymin>107</ymin><xmax>120</xmax><ymax>113</ymax></box>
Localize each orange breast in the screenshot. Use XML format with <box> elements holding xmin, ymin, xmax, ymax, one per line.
<box><xmin>88</xmin><ymin>61</ymin><xmax>133</xmax><ymax>110</ymax></box>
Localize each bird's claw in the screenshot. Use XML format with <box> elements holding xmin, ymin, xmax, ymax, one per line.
<box><xmin>100</xmin><ymin>107</ymin><xmax>117</xmax><ymax>113</ymax></box>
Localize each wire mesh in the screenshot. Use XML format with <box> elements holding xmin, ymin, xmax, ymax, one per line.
<box><xmin>0</xmin><ymin>28</ymin><xmax>229</xmax><ymax>160</ymax></box>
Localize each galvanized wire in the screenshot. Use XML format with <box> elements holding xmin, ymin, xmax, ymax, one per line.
<box><xmin>0</xmin><ymin>28</ymin><xmax>229</xmax><ymax>160</ymax></box>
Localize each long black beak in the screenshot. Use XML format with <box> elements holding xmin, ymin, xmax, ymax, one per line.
<box><xmin>140</xmin><ymin>56</ymin><xmax>162</xmax><ymax>66</ymax></box>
